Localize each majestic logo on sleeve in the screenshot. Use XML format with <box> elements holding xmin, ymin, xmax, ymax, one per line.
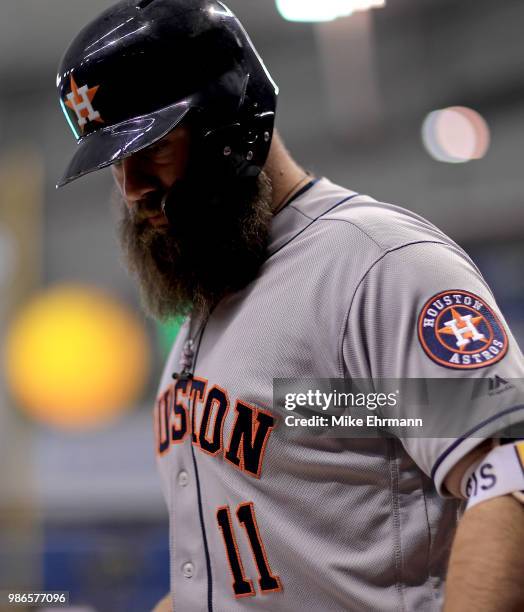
<box><xmin>65</xmin><ymin>75</ymin><xmax>103</xmax><ymax>132</ymax></box>
<box><xmin>418</xmin><ymin>290</ymin><xmax>508</xmax><ymax>369</ymax></box>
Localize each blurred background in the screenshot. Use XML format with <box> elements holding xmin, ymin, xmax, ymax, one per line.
<box><xmin>0</xmin><ymin>0</ymin><xmax>523</xmax><ymax>610</ymax></box>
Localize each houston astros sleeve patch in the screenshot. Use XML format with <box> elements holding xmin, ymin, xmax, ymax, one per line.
<box><xmin>417</xmin><ymin>290</ymin><xmax>508</xmax><ymax>369</ymax></box>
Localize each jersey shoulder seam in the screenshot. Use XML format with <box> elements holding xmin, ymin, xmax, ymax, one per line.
<box><xmin>288</xmin><ymin>202</ymin><xmax>317</xmax><ymax>221</ymax></box>
<box><xmin>337</xmin><ymin>240</ymin><xmax>450</xmax><ymax>376</ymax></box>
<box><xmin>317</xmin><ymin>215</ymin><xmax>385</xmax><ymax>250</ymax></box>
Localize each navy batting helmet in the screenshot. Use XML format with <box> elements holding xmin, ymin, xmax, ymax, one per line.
<box><xmin>56</xmin><ymin>0</ymin><xmax>278</xmax><ymax>187</ymax></box>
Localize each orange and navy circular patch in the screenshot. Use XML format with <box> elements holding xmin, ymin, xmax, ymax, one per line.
<box><xmin>418</xmin><ymin>290</ymin><xmax>508</xmax><ymax>369</ymax></box>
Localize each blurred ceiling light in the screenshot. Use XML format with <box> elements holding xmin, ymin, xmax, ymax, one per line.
<box><xmin>422</xmin><ymin>106</ymin><xmax>490</xmax><ymax>163</ymax></box>
<box><xmin>276</xmin><ymin>0</ymin><xmax>385</xmax><ymax>22</ymax></box>
<box><xmin>4</xmin><ymin>284</ymin><xmax>150</xmax><ymax>430</ymax></box>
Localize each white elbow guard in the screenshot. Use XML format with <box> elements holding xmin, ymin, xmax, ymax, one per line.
<box><xmin>460</xmin><ymin>440</ymin><xmax>524</xmax><ymax>510</ymax></box>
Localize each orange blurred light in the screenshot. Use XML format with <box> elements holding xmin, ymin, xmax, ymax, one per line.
<box><xmin>4</xmin><ymin>285</ymin><xmax>150</xmax><ymax>430</ymax></box>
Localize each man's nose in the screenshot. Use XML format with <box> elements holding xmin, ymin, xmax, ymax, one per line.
<box><xmin>119</xmin><ymin>156</ymin><xmax>158</xmax><ymax>205</ymax></box>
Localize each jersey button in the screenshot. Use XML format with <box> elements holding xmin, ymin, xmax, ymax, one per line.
<box><xmin>182</xmin><ymin>562</ymin><xmax>194</xmax><ymax>578</ymax></box>
<box><xmin>177</xmin><ymin>470</ymin><xmax>189</xmax><ymax>487</ymax></box>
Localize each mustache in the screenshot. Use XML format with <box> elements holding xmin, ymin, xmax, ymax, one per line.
<box><xmin>128</xmin><ymin>192</ymin><xmax>165</xmax><ymax>223</ymax></box>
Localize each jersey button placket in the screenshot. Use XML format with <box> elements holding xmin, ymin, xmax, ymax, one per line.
<box><xmin>177</xmin><ymin>470</ymin><xmax>189</xmax><ymax>487</ymax></box>
<box><xmin>182</xmin><ymin>561</ymin><xmax>194</xmax><ymax>579</ymax></box>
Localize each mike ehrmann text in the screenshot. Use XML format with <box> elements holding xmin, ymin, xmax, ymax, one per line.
<box><xmin>284</xmin><ymin>415</ymin><xmax>424</xmax><ymax>428</ymax></box>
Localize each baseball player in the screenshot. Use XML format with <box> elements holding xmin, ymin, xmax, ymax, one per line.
<box><xmin>56</xmin><ymin>1</ymin><xmax>524</xmax><ymax>611</ymax></box>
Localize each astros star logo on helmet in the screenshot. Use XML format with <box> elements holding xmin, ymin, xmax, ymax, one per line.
<box><xmin>64</xmin><ymin>75</ymin><xmax>103</xmax><ymax>133</ymax></box>
<box><xmin>418</xmin><ymin>289</ymin><xmax>508</xmax><ymax>369</ymax></box>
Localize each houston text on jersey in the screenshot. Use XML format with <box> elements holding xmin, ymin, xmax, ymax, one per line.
<box><xmin>154</xmin><ymin>377</ymin><xmax>276</xmax><ymax>478</ymax></box>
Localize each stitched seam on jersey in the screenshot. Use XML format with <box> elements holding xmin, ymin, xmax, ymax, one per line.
<box><xmin>191</xmin><ymin>442</ymin><xmax>214</xmax><ymax>612</ymax></box>
<box><xmin>430</xmin><ymin>403</ymin><xmax>524</xmax><ymax>481</ymax></box>
<box><xmin>169</xmin><ymin>476</ymin><xmax>177</xmax><ymax>608</ymax></box>
<box><xmin>317</xmin><ymin>216</ymin><xmax>385</xmax><ymax>249</ymax></box>
<box><xmin>387</xmin><ymin>439</ymin><xmax>407</xmax><ymax>612</ymax></box>
<box><xmin>191</xmin><ymin>317</ymin><xmax>214</xmax><ymax>612</ymax></box>
<box><xmin>288</xmin><ymin>203</ymin><xmax>316</xmax><ymax>221</ymax></box>
<box><xmin>419</xmin><ymin>475</ymin><xmax>440</xmax><ymax>606</ymax></box>
<box><xmin>268</xmin><ymin>194</ymin><xmax>360</xmax><ymax>259</ymax></box>
<box><xmin>287</xmin><ymin>195</ymin><xmax>361</xmax><ymax>221</ymax></box>
<box><xmin>337</xmin><ymin>240</ymin><xmax>449</xmax><ymax>376</ymax></box>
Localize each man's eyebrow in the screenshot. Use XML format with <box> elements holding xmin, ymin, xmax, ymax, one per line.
<box><xmin>136</xmin><ymin>140</ymin><xmax>168</xmax><ymax>156</ymax></box>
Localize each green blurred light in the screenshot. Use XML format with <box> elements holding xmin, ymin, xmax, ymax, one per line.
<box><xmin>157</xmin><ymin>316</ymin><xmax>186</xmax><ymax>359</ymax></box>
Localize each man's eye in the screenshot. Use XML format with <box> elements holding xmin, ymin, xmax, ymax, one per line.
<box><xmin>148</xmin><ymin>143</ymin><xmax>166</xmax><ymax>155</ymax></box>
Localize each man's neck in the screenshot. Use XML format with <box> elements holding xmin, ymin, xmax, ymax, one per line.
<box><xmin>264</xmin><ymin>132</ymin><xmax>310</xmax><ymax>214</ymax></box>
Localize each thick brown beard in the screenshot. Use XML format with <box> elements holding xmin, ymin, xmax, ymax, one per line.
<box><xmin>117</xmin><ymin>171</ymin><xmax>273</xmax><ymax>321</ymax></box>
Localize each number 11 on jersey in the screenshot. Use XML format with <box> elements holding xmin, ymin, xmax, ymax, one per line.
<box><xmin>216</xmin><ymin>501</ymin><xmax>283</xmax><ymax>598</ymax></box>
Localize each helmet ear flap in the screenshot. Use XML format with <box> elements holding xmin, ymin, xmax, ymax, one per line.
<box><xmin>199</xmin><ymin>123</ymin><xmax>246</xmax><ymax>179</ymax></box>
<box><xmin>196</xmin><ymin>72</ymin><xmax>276</xmax><ymax>180</ymax></box>
<box><xmin>199</xmin><ymin>113</ymin><xmax>274</xmax><ymax>180</ymax></box>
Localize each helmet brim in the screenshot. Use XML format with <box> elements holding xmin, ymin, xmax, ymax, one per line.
<box><xmin>56</xmin><ymin>99</ymin><xmax>193</xmax><ymax>188</ymax></box>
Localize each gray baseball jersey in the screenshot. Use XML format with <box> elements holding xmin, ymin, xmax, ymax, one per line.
<box><xmin>155</xmin><ymin>178</ymin><xmax>524</xmax><ymax>611</ymax></box>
